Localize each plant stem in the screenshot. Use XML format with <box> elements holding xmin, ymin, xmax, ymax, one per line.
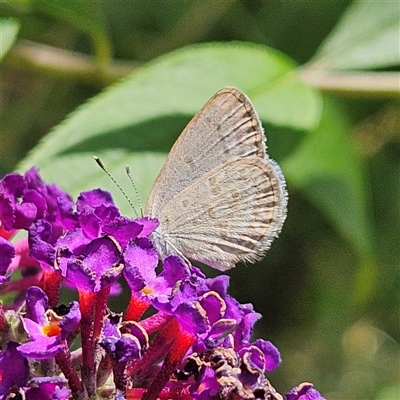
<box><xmin>299</xmin><ymin>68</ymin><xmax>400</xmax><ymax>99</ymax></box>
<box><xmin>4</xmin><ymin>40</ymin><xmax>135</xmax><ymax>86</ymax></box>
<box><xmin>4</xmin><ymin>39</ymin><xmax>399</xmax><ymax>99</ymax></box>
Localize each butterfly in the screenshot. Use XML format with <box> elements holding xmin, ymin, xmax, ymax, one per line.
<box><xmin>145</xmin><ymin>87</ymin><xmax>287</xmax><ymax>271</ymax></box>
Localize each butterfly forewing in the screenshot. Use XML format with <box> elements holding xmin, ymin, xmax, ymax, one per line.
<box><xmin>145</xmin><ymin>87</ymin><xmax>266</xmax><ymax>218</ymax></box>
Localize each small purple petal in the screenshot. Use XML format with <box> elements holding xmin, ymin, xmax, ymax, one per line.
<box><xmin>135</xmin><ymin>217</ymin><xmax>159</xmax><ymax>237</ymax></box>
<box><xmin>76</xmin><ymin>189</ymin><xmax>120</xmax><ymax>239</ymax></box>
<box><xmin>124</xmin><ymin>238</ymin><xmax>158</xmax><ymax>292</ymax></box>
<box><xmin>18</xmin><ymin>324</ymin><xmax>64</xmax><ymax>359</ymax></box>
<box><xmin>0</xmin><ymin>192</ymin><xmax>15</xmax><ymax>230</ymax></box>
<box><xmin>84</xmin><ymin>237</ymin><xmax>121</xmax><ymax>274</ymax></box>
<box><xmin>78</xmin><ymin>208</ymin><xmax>103</xmax><ymax>238</ymax></box>
<box><xmin>205</xmin><ymin>275</ymin><xmax>230</xmax><ymax>297</ymax></box>
<box><xmin>65</xmin><ymin>236</ymin><xmax>122</xmax><ymax>291</ymax></box>
<box><xmin>24</xmin><ymin>168</ymin><xmax>74</xmax><ymax>229</ymax></box>
<box><xmin>103</xmin><ymin>217</ymin><xmax>144</xmax><ymax>247</ymax></box>
<box><xmin>0</xmin><ymin>341</ymin><xmax>29</xmax><ymax>397</ymax></box>
<box><xmin>25</xmin><ymin>377</ymin><xmax>71</xmax><ymax>400</ymax></box>
<box><xmin>77</xmin><ymin>189</ymin><xmax>115</xmax><ymax>210</ymax></box>
<box><xmin>25</xmin><ymin>286</ymin><xmax>49</xmax><ymax>325</ymax></box>
<box><xmin>58</xmin><ymin>301</ymin><xmax>81</xmax><ymax>336</ymax></box>
<box><xmin>23</xmin><ymin>189</ymin><xmax>46</xmax><ymax>220</ymax></box>
<box><xmin>231</xmin><ymin>301</ymin><xmax>261</xmax><ymax>348</ymax></box>
<box><xmin>190</xmin><ymin>365</ymin><xmax>219</xmax><ymax>400</ymax></box>
<box><xmin>28</xmin><ymin>220</ymin><xmax>56</xmax><ymax>268</ymax></box>
<box><xmin>101</xmin><ymin>335</ymin><xmax>142</xmax><ymax>363</ymax></box>
<box><xmin>0</xmin><ymin>237</ymin><xmax>15</xmax><ymax>276</ymax></box>
<box><xmin>286</xmin><ymin>383</ymin><xmax>327</xmax><ymax>400</ymax></box>
<box><xmin>65</xmin><ymin>258</ymin><xmax>97</xmax><ymax>292</ymax></box>
<box><xmin>253</xmin><ymin>339</ymin><xmax>281</xmax><ymax>372</ymax></box>
<box><xmin>1</xmin><ymin>173</ymin><xmax>26</xmax><ymax>198</ymax></box>
<box><xmin>159</xmin><ymin>255</ymin><xmax>189</xmax><ymax>287</ymax></box>
<box><xmin>56</xmin><ymin>228</ymin><xmax>89</xmax><ymax>256</ymax></box>
<box><xmin>57</xmin><ymin>196</ymin><xmax>78</xmax><ymax>230</ymax></box>
<box><xmin>174</xmin><ymin>302</ymin><xmax>209</xmax><ymax>335</ymax></box>
<box><xmin>0</xmin><ymin>173</ymin><xmax>28</xmax><ymax>230</ymax></box>
<box><xmin>200</xmin><ymin>292</ymin><xmax>225</xmax><ymax>325</ymax></box>
<box><xmin>24</xmin><ymin>167</ymin><xmax>44</xmax><ymax>189</ymax></box>
<box><xmin>14</xmin><ymin>201</ymin><xmax>38</xmax><ymax>229</ymax></box>
<box><xmin>100</xmin><ymin>318</ymin><xmax>148</xmax><ymax>363</ymax></box>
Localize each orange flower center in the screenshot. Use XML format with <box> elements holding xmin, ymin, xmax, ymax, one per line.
<box><xmin>141</xmin><ymin>286</ymin><xmax>153</xmax><ymax>295</ymax></box>
<box><xmin>42</xmin><ymin>321</ymin><xmax>62</xmax><ymax>337</ymax></box>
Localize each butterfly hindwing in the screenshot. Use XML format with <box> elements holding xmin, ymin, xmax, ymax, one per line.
<box><xmin>151</xmin><ymin>157</ymin><xmax>287</xmax><ymax>271</ymax></box>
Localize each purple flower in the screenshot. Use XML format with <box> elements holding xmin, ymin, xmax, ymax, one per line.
<box><xmin>25</xmin><ymin>377</ymin><xmax>71</xmax><ymax>400</ymax></box>
<box><xmin>28</xmin><ymin>220</ymin><xmax>57</xmax><ymax>270</ymax></box>
<box><xmin>236</xmin><ymin>341</ymin><xmax>281</xmax><ymax>389</ymax></box>
<box><xmin>0</xmin><ymin>341</ymin><xmax>29</xmax><ymax>398</ymax></box>
<box><xmin>124</xmin><ymin>241</ymin><xmax>186</xmax><ymax>299</ymax></box>
<box><xmin>230</xmin><ymin>299</ymin><xmax>262</xmax><ymax>346</ymax></box>
<box><xmin>190</xmin><ymin>365</ymin><xmax>219</xmax><ymax>400</ymax></box>
<box><xmin>286</xmin><ymin>382</ymin><xmax>327</xmax><ymax>400</ymax></box>
<box><xmin>123</xmin><ymin>237</ymin><xmax>160</xmax><ymax>294</ymax></box>
<box><xmin>0</xmin><ymin>172</ymin><xmax>36</xmax><ymax>231</ymax></box>
<box><xmin>252</xmin><ymin>338</ymin><xmax>281</xmax><ymax>372</ymax></box>
<box><xmin>76</xmin><ymin>189</ymin><xmax>120</xmax><ymax>239</ymax></box>
<box><xmin>185</xmin><ymin>346</ymin><xmax>282</xmax><ymax>400</ymax></box>
<box><xmin>0</xmin><ymin>168</ymin><xmax>76</xmax><ymax>234</ymax></box>
<box><xmin>24</xmin><ymin>167</ymin><xmax>77</xmax><ymax>232</ymax></box>
<box><xmin>61</xmin><ymin>235</ymin><xmax>123</xmax><ymax>292</ymax></box>
<box><xmin>0</xmin><ymin>237</ymin><xmax>42</xmax><ymax>310</ymax></box>
<box><xmin>76</xmin><ymin>189</ymin><xmax>157</xmax><ymax>248</ymax></box>
<box><xmin>150</xmin><ymin>259</ymin><xmax>212</xmax><ymax>335</ymax></box>
<box><xmin>0</xmin><ymin>167</ymin><xmax>328</xmax><ymax>400</ymax></box>
<box><xmin>27</xmin><ymin>188</ymin><xmax>121</xmax><ymax>272</ymax></box>
<box><xmin>18</xmin><ymin>287</ymin><xmax>81</xmax><ymax>359</ymax></box>
<box><xmin>0</xmin><ymin>237</ymin><xmax>15</xmax><ymax>284</ymax></box>
<box><xmin>100</xmin><ymin>314</ymin><xmax>148</xmax><ymax>363</ymax></box>
<box><xmin>0</xmin><ymin>169</ymin><xmax>77</xmax><ymax>308</ymax></box>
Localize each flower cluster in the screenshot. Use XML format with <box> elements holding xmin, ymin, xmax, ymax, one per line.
<box><xmin>0</xmin><ymin>168</ymin><xmax>326</xmax><ymax>400</ymax></box>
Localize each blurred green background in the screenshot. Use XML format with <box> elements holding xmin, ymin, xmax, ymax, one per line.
<box><xmin>0</xmin><ymin>1</ymin><xmax>399</xmax><ymax>399</ymax></box>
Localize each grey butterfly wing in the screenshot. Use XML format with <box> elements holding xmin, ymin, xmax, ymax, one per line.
<box><xmin>145</xmin><ymin>87</ymin><xmax>266</xmax><ymax>218</ymax></box>
<box><xmin>151</xmin><ymin>157</ymin><xmax>287</xmax><ymax>271</ymax></box>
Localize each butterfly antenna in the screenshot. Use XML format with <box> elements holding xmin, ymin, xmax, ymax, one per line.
<box><xmin>125</xmin><ymin>165</ymin><xmax>144</xmax><ymax>217</ymax></box>
<box><xmin>93</xmin><ymin>156</ymin><xmax>139</xmax><ymax>218</ymax></box>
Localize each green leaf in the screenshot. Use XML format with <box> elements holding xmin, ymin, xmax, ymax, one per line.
<box><xmin>0</xmin><ymin>17</ymin><xmax>20</xmax><ymax>60</ymax></box>
<box><xmin>311</xmin><ymin>0</ymin><xmax>400</xmax><ymax>70</ymax></box>
<box><xmin>283</xmin><ymin>96</ymin><xmax>373</xmax><ymax>259</ymax></box>
<box><xmin>17</xmin><ymin>42</ymin><xmax>321</xmax><ymax>213</ymax></box>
